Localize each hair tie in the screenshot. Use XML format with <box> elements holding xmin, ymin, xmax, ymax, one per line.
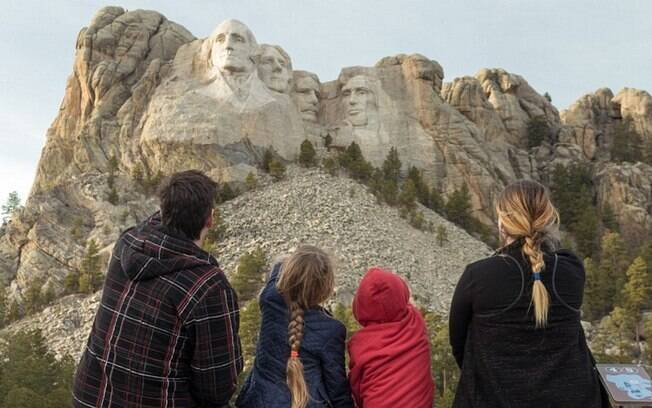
<box><xmin>533</xmin><ymin>272</ymin><xmax>542</xmax><ymax>281</ymax></box>
<box><xmin>290</xmin><ymin>350</ymin><xmax>299</xmax><ymax>359</ymax></box>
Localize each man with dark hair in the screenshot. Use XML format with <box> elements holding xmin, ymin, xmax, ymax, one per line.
<box><xmin>73</xmin><ymin>170</ymin><xmax>242</xmax><ymax>408</ymax></box>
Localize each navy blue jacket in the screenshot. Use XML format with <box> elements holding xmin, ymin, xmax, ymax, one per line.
<box><xmin>236</xmin><ymin>264</ymin><xmax>353</xmax><ymax>407</ymax></box>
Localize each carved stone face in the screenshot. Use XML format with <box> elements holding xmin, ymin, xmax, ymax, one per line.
<box><xmin>342</xmin><ymin>76</ymin><xmax>375</xmax><ymax>127</ymax></box>
<box><xmin>211</xmin><ymin>20</ymin><xmax>255</xmax><ymax>74</ymax></box>
<box><xmin>293</xmin><ymin>76</ymin><xmax>320</xmax><ymax>123</ymax></box>
<box><xmin>258</xmin><ymin>46</ymin><xmax>291</xmax><ymax>94</ymax></box>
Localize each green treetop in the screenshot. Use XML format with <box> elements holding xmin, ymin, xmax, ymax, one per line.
<box><xmin>299</xmin><ymin>139</ymin><xmax>318</xmax><ymax>168</ymax></box>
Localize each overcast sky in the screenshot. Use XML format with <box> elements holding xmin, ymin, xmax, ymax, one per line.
<box><xmin>1</xmin><ymin>0</ymin><xmax>651</xmax><ymax>205</ymax></box>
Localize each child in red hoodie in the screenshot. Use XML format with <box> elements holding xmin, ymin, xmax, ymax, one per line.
<box><xmin>348</xmin><ymin>267</ymin><xmax>434</xmax><ymax>408</ymax></box>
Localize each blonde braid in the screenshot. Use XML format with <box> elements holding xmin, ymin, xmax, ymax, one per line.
<box><xmin>286</xmin><ymin>302</ymin><xmax>308</xmax><ymax>408</ymax></box>
<box><xmin>523</xmin><ymin>233</ymin><xmax>550</xmax><ymax>327</ymax></box>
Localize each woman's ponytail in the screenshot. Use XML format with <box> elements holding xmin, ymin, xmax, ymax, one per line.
<box><xmin>523</xmin><ymin>234</ymin><xmax>550</xmax><ymax>327</ymax></box>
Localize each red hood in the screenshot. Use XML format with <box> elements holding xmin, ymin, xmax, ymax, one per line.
<box><xmin>353</xmin><ymin>267</ymin><xmax>410</xmax><ymax>326</ymax></box>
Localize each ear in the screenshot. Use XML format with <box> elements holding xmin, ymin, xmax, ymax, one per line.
<box><xmin>206</xmin><ymin>209</ymin><xmax>214</xmax><ymax>229</ymax></box>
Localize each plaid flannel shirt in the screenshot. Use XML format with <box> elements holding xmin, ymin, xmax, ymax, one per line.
<box><xmin>73</xmin><ymin>213</ymin><xmax>243</xmax><ymax>408</ymax></box>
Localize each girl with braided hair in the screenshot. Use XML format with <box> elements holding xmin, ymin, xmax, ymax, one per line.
<box><xmin>236</xmin><ymin>245</ymin><xmax>353</xmax><ymax>408</ymax></box>
<box><xmin>449</xmin><ymin>180</ymin><xmax>607</xmax><ymax>407</ymax></box>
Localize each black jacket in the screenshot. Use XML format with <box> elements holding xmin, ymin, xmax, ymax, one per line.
<box><xmin>449</xmin><ymin>241</ymin><xmax>606</xmax><ymax>408</ymax></box>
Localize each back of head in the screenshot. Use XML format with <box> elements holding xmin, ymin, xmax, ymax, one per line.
<box><xmin>158</xmin><ymin>170</ymin><xmax>217</xmax><ymax>241</ymax></box>
<box><xmin>276</xmin><ymin>245</ymin><xmax>335</xmax><ymax>408</ymax></box>
<box><xmin>353</xmin><ymin>267</ymin><xmax>410</xmax><ymax>326</ymax></box>
<box><xmin>496</xmin><ymin>180</ymin><xmax>560</xmax><ymax>327</ymax></box>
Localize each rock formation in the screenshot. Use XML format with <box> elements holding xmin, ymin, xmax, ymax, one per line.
<box><xmin>0</xmin><ymin>5</ymin><xmax>651</xmax><ymax>313</ymax></box>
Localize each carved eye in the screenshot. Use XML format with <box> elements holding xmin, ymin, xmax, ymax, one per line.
<box><xmin>234</xmin><ymin>34</ymin><xmax>245</xmax><ymax>43</ymax></box>
<box><xmin>342</xmin><ymin>90</ymin><xmax>351</xmax><ymax>97</ymax></box>
<box><xmin>216</xmin><ymin>34</ymin><xmax>225</xmax><ymax>43</ymax></box>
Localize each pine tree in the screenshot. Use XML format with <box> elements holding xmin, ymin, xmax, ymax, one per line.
<box><xmin>645</xmin><ymin>318</ymin><xmax>652</xmax><ymax>363</ymax></box>
<box><xmin>64</xmin><ymin>270</ymin><xmax>80</xmax><ymax>294</ymax></box>
<box><xmin>333</xmin><ymin>303</ymin><xmax>360</xmax><ymax>340</ymax></box>
<box><xmin>261</xmin><ymin>148</ymin><xmax>274</xmax><ymax>172</ymax></box>
<box><xmin>268</xmin><ymin>159</ymin><xmax>286</xmax><ymax>181</ymax></box>
<box><xmin>382</xmin><ymin>147</ymin><xmax>401</xmax><ymax>183</ymax></box>
<box><xmin>42</xmin><ymin>285</ymin><xmax>55</xmax><ymax>305</ymax></box>
<box><xmin>245</xmin><ymin>172</ymin><xmax>258</xmax><ymax>190</ymax></box>
<box><xmin>526</xmin><ymin>116</ymin><xmax>550</xmax><ymax>148</ymax></box>
<box><xmin>239</xmin><ymin>298</ymin><xmax>261</xmax><ymax>371</ymax></box>
<box><xmin>550</xmin><ymin>163</ymin><xmax>594</xmax><ymax>227</ymax></box>
<box><xmin>601</xmin><ymin>204</ymin><xmax>619</xmax><ymax>232</ymax></box>
<box><xmin>24</xmin><ymin>277</ymin><xmax>45</xmax><ymax>315</ymax></box>
<box><xmin>0</xmin><ymin>285</ymin><xmax>6</xmax><ymax>328</ymax></box>
<box><xmin>621</xmin><ymin>256</ymin><xmax>650</xmax><ymax>356</ymax></box>
<box><xmin>332</xmin><ymin>303</ymin><xmax>360</xmax><ymax>367</ymax></box>
<box><xmin>324</xmin><ymin>133</ymin><xmax>333</xmax><ymax>148</ymax></box>
<box><xmin>399</xmin><ymin>179</ymin><xmax>417</xmax><ymax>211</ymax></box>
<box><xmin>216</xmin><ymin>182</ymin><xmax>239</xmax><ymax>203</ymax></box>
<box><xmin>445</xmin><ymin>184</ymin><xmax>473</xmax><ymax>229</ymax></box>
<box><xmin>381</xmin><ymin>182</ymin><xmax>399</xmax><ymax>206</ymax></box>
<box><xmin>429</xmin><ymin>188</ymin><xmax>444</xmax><ymax>213</ymax></box>
<box><xmin>106</xmin><ymin>155</ymin><xmax>120</xmax><ymax>204</ymax></box>
<box><xmin>1</xmin><ymin>191</ymin><xmax>21</xmax><ymax>223</ymax></box>
<box><xmin>299</xmin><ymin>139</ymin><xmax>318</xmax><ymax>167</ymax></box>
<box><xmin>543</xmin><ymin>92</ymin><xmax>552</xmax><ymax>103</ymax></box>
<box><xmin>407</xmin><ymin>166</ymin><xmax>432</xmax><ymax>208</ymax></box>
<box><xmin>231</xmin><ymin>248</ymin><xmax>267</xmax><ymax>304</ymax></box>
<box><xmin>339</xmin><ymin>142</ymin><xmax>373</xmax><ymax>182</ymax></box>
<box><xmin>602</xmin><ymin>306</ymin><xmax>637</xmax><ymax>361</ymax></box>
<box><xmin>421</xmin><ymin>310</ymin><xmax>459</xmax><ymax>405</ymax></box>
<box><xmin>637</xmin><ymin>240</ymin><xmax>652</xmax><ymax>308</ymax></box>
<box><xmin>592</xmin><ymin>232</ymin><xmax>631</xmax><ymax>318</ymax></box>
<box><xmin>79</xmin><ymin>239</ymin><xmax>103</xmax><ymax>294</ymax></box>
<box><xmin>322</xmin><ymin>157</ymin><xmax>339</xmax><ymax>176</ymax></box>
<box><xmin>571</xmin><ymin>206</ymin><xmax>601</xmax><ymax>258</ymax></box>
<box><xmin>436</xmin><ymin>225</ymin><xmax>448</xmax><ymax>247</ymax></box>
<box><xmin>408</xmin><ymin>210</ymin><xmax>426</xmax><ymax>230</ymax></box>
<box><xmin>0</xmin><ymin>330</ymin><xmax>75</xmax><ymax>406</ymax></box>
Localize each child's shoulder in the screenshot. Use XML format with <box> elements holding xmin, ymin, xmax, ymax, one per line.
<box><xmin>311</xmin><ymin>310</ymin><xmax>347</xmax><ymax>338</ymax></box>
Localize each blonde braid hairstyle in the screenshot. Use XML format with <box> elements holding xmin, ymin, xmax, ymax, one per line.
<box><xmin>496</xmin><ymin>180</ymin><xmax>560</xmax><ymax>327</ymax></box>
<box><xmin>276</xmin><ymin>245</ymin><xmax>335</xmax><ymax>408</ymax></box>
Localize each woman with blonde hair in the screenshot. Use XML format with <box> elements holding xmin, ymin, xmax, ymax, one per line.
<box><xmin>449</xmin><ymin>180</ymin><xmax>607</xmax><ymax>407</ymax></box>
<box><xmin>236</xmin><ymin>245</ymin><xmax>353</xmax><ymax>408</ymax></box>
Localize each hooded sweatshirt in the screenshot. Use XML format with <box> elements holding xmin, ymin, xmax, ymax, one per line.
<box><xmin>348</xmin><ymin>267</ymin><xmax>434</xmax><ymax>408</ymax></box>
<box><xmin>73</xmin><ymin>212</ymin><xmax>243</xmax><ymax>408</ymax></box>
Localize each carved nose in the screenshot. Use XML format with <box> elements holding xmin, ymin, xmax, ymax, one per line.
<box><xmin>308</xmin><ymin>91</ymin><xmax>318</xmax><ymax>104</ymax></box>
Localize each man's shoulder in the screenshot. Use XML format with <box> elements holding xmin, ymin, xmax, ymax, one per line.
<box><xmin>172</xmin><ymin>263</ymin><xmax>232</xmax><ymax>295</ymax></box>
